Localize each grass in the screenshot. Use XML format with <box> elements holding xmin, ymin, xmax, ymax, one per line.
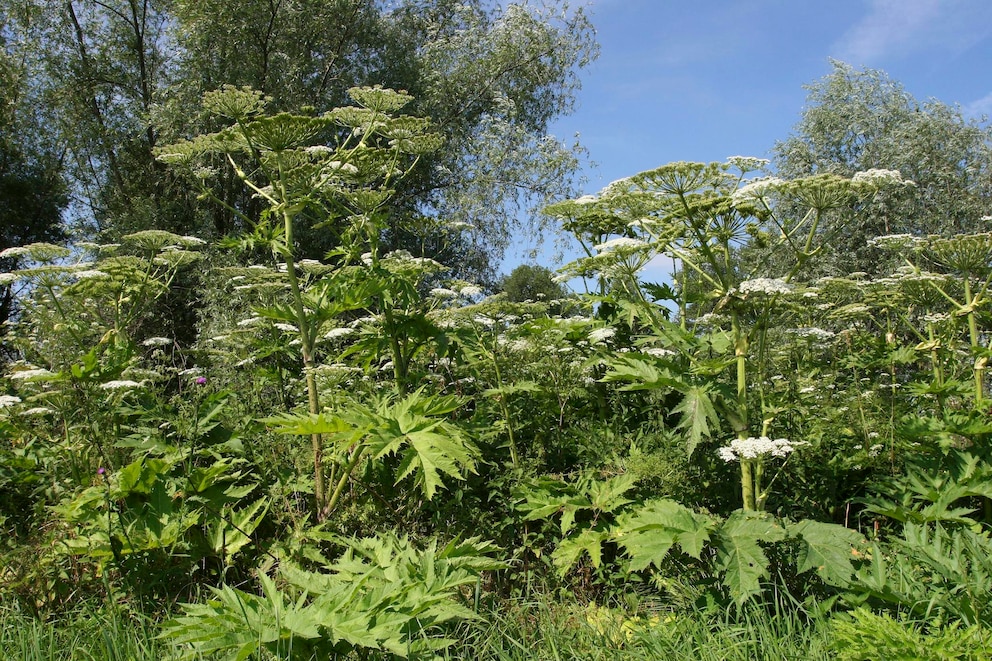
<box><xmin>0</xmin><ymin>592</ymin><xmax>834</xmax><ymax>660</ymax></box>
<box><xmin>0</xmin><ymin>600</ymin><xmax>164</xmax><ymax>661</ymax></box>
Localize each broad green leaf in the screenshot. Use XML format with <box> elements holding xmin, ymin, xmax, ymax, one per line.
<box><xmin>585</xmin><ymin>472</ymin><xmax>638</xmax><ymax>513</ymax></box>
<box><xmin>613</xmin><ymin>499</ymin><xmax>715</xmax><ymax>570</ymax></box>
<box><xmin>259</xmin><ymin>411</ymin><xmax>353</xmax><ymax>437</ymax></box>
<box><xmin>552</xmin><ymin>528</ymin><xmax>610</xmax><ymax>576</ymax></box>
<box><xmin>715</xmin><ymin>510</ymin><xmax>786</xmax><ymax>603</ymax></box>
<box><xmin>672</xmin><ymin>383</ymin><xmax>720</xmax><ymax>455</ymax></box>
<box><xmin>787</xmin><ymin>519</ymin><xmax>865</xmax><ymax>586</ymax></box>
<box><xmin>601</xmin><ymin>355</ymin><xmax>678</xmax><ymax>391</ymax></box>
<box><xmin>116</xmin><ymin>457</ymin><xmax>170</xmax><ymax>496</ymax></box>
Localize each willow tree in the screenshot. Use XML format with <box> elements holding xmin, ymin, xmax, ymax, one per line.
<box><xmin>774</xmin><ymin>61</ymin><xmax>992</xmax><ymax>277</ymax></box>
<box><xmin>28</xmin><ymin>0</ymin><xmax>597</xmax><ymax>280</ymax></box>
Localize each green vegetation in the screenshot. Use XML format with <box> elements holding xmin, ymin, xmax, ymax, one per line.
<box><xmin>2</xmin><ymin>5</ymin><xmax>992</xmax><ymax>657</ymax></box>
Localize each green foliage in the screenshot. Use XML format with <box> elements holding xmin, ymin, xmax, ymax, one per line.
<box><xmin>829</xmin><ymin>609</ymin><xmax>992</xmax><ymax>661</ymax></box>
<box><xmin>160</xmin><ymin>534</ymin><xmax>504</xmax><ymax>659</ymax></box>
<box><xmin>775</xmin><ymin>60</ymin><xmax>992</xmax><ymax>277</ymax></box>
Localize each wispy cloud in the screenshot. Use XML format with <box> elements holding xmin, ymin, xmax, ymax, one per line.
<box><xmin>964</xmin><ymin>91</ymin><xmax>992</xmax><ymax>118</ymax></box>
<box><xmin>832</xmin><ymin>0</ymin><xmax>992</xmax><ymax>64</ymax></box>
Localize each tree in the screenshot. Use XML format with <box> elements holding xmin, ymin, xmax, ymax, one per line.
<box><xmin>499</xmin><ymin>263</ymin><xmax>568</xmax><ymax>302</ymax></box>
<box><xmin>773</xmin><ymin>60</ymin><xmax>992</xmax><ymax>276</ymax></box>
<box><xmin>0</xmin><ymin>8</ymin><xmax>67</xmax><ymax>336</ymax></box>
<box><xmin>28</xmin><ymin>0</ymin><xmax>597</xmax><ymax>281</ymax></box>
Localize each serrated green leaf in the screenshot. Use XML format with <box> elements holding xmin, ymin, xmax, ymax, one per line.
<box><xmin>613</xmin><ymin>499</ymin><xmax>715</xmax><ymax>570</ymax></box>
<box><xmin>787</xmin><ymin>519</ymin><xmax>864</xmax><ymax>586</ymax></box>
<box><xmin>715</xmin><ymin>510</ymin><xmax>786</xmax><ymax>603</ymax></box>
<box><xmin>552</xmin><ymin>528</ymin><xmax>610</xmax><ymax>576</ymax></box>
<box><xmin>672</xmin><ymin>383</ymin><xmax>720</xmax><ymax>455</ymax></box>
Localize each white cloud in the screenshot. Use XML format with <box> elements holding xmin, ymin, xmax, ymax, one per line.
<box><xmin>964</xmin><ymin>91</ymin><xmax>992</xmax><ymax>118</ymax></box>
<box><xmin>832</xmin><ymin>0</ymin><xmax>992</xmax><ymax>64</ymax></box>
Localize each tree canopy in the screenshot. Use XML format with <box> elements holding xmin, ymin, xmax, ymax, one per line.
<box><xmin>24</xmin><ymin>0</ymin><xmax>597</xmax><ymax>281</ymax></box>
<box><xmin>773</xmin><ymin>60</ymin><xmax>992</xmax><ymax>276</ymax></box>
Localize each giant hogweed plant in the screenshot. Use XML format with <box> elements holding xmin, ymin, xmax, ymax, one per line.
<box><xmin>545</xmin><ymin>160</ymin><xmax>913</xmax><ymax>511</ymax></box>
<box><xmin>156</xmin><ymin>86</ymin><xmax>481</xmax><ymax>520</ymax></box>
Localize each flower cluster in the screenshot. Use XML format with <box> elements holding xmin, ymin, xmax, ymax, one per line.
<box><xmin>731</xmin><ymin>177</ymin><xmax>783</xmax><ymax>204</ymax></box>
<box><xmin>852</xmin><ymin>169</ymin><xmax>912</xmax><ymax>187</ymax></box>
<box><xmin>717</xmin><ymin>436</ymin><xmax>805</xmax><ymax>462</ymax></box>
<box><xmin>736</xmin><ymin>278</ymin><xmax>792</xmax><ymax>296</ymax></box>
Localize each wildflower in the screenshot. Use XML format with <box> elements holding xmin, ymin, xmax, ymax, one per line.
<box><xmin>22</xmin><ymin>406</ymin><xmax>52</xmax><ymax>416</ymax></box>
<box><xmin>0</xmin><ymin>272</ymin><xmax>18</xmax><ymax>285</ymax></box>
<box><xmin>588</xmin><ymin>327</ymin><xmax>616</xmax><ymax>343</ymax></box>
<box><xmin>9</xmin><ymin>368</ymin><xmax>56</xmax><ymax>381</ymax></box>
<box><xmin>324</xmin><ymin>327</ymin><xmax>355</xmax><ymax>340</ymax></box>
<box><xmin>97</xmin><ymin>467</ymin><xmax>106</xmax><ymax>475</ymax></box>
<box><xmin>593</xmin><ymin>237</ymin><xmax>647</xmax><ymax>253</ymax></box>
<box><xmin>73</xmin><ymin>270</ymin><xmax>109</xmax><ymax>280</ymax></box>
<box><xmin>195</xmin><ymin>376</ymin><xmax>207</xmax><ymax>385</ymax></box>
<box><xmin>99</xmin><ymin>380</ymin><xmax>143</xmax><ymax>390</ymax></box>
<box><xmin>142</xmin><ymin>337</ymin><xmax>172</xmax><ymax>347</ymax></box>
<box><xmin>574</xmin><ymin>194</ymin><xmax>598</xmax><ymax>204</ymax></box>
<box><xmin>459</xmin><ymin>285</ymin><xmax>484</xmax><ymax>298</ymax></box>
<box><xmin>852</xmin><ymin>169</ymin><xmax>912</xmax><ymax>186</ymax></box>
<box><xmin>0</xmin><ymin>395</ymin><xmax>22</xmax><ymax>407</ymax></box>
<box><xmin>274</xmin><ymin>323</ymin><xmax>298</xmax><ymax>332</ymax></box>
<box><xmin>788</xmin><ymin>327</ymin><xmax>835</xmax><ymax>341</ymax></box>
<box><xmin>726</xmin><ymin>156</ymin><xmax>769</xmax><ymax>172</ymax></box>
<box><xmin>430</xmin><ymin>287</ymin><xmax>458</xmax><ymax>299</ymax></box>
<box><xmin>717</xmin><ymin>436</ymin><xmax>806</xmax><ymax>462</ymax></box>
<box><xmin>731</xmin><ymin>177</ymin><xmax>784</xmax><ymax>203</ymax></box>
<box><xmin>736</xmin><ymin>278</ymin><xmax>792</xmax><ymax>296</ymax></box>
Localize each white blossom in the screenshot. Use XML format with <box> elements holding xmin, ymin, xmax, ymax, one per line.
<box><xmin>9</xmin><ymin>368</ymin><xmax>56</xmax><ymax>381</ymax></box>
<box><xmin>736</xmin><ymin>278</ymin><xmax>792</xmax><ymax>296</ymax></box>
<box><xmin>73</xmin><ymin>270</ymin><xmax>109</xmax><ymax>280</ymax></box>
<box><xmin>22</xmin><ymin>406</ymin><xmax>51</xmax><ymax>416</ymax></box>
<box><xmin>142</xmin><ymin>337</ymin><xmax>172</xmax><ymax>347</ymax></box>
<box><xmin>274</xmin><ymin>323</ymin><xmax>298</xmax><ymax>332</ymax></box>
<box><xmin>726</xmin><ymin>156</ymin><xmax>769</xmax><ymax>172</ymax></box>
<box><xmin>717</xmin><ymin>436</ymin><xmax>806</xmax><ymax>462</ymax></box>
<box><xmin>588</xmin><ymin>327</ymin><xmax>616</xmax><ymax>343</ymax></box>
<box><xmin>731</xmin><ymin>177</ymin><xmax>784</xmax><ymax>203</ymax></box>
<box><xmin>593</xmin><ymin>237</ymin><xmax>647</xmax><ymax>253</ymax></box>
<box><xmin>459</xmin><ymin>285</ymin><xmax>484</xmax><ymax>298</ymax></box>
<box><xmin>788</xmin><ymin>327</ymin><xmax>835</xmax><ymax>341</ymax></box>
<box><xmin>430</xmin><ymin>287</ymin><xmax>458</xmax><ymax>299</ymax></box>
<box><xmin>852</xmin><ymin>169</ymin><xmax>912</xmax><ymax>186</ymax></box>
<box><xmin>99</xmin><ymin>380</ymin><xmax>143</xmax><ymax>390</ymax></box>
<box><xmin>324</xmin><ymin>327</ymin><xmax>355</xmax><ymax>339</ymax></box>
<box><xmin>0</xmin><ymin>395</ymin><xmax>22</xmax><ymax>407</ymax></box>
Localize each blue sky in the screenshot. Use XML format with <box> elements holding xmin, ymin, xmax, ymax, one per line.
<box><xmin>506</xmin><ymin>0</ymin><xmax>992</xmax><ymax>273</ymax></box>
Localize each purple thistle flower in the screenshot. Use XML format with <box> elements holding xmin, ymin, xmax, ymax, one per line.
<box><xmin>195</xmin><ymin>376</ymin><xmax>207</xmax><ymax>385</ymax></box>
<box><xmin>97</xmin><ymin>467</ymin><xmax>106</xmax><ymax>475</ymax></box>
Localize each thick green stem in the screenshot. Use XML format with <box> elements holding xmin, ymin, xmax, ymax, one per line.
<box><xmin>965</xmin><ymin>278</ymin><xmax>985</xmax><ymax>406</ymax></box>
<box><xmin>323</xmin><ymin>445</ymin><xmax>366</xmax><ymax>518</ymax></box>
<box><xmin>741</xmin><ymin>459</ymin><xmax>756</xmax><ymax>511</ymax></box>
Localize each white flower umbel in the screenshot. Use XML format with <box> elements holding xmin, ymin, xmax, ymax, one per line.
<box><xmin>141</xmin><ymin>337</ymin><xmax>172</xmax><ymax>347</ymax></box>
<box><xmin>588</xmin><ymin>327</ymin><xmax>616</xmax><ymax>344</ymax></box>
<box><xmin>726</xmin><ymin>156</ymin><xmax>770</xmax><ymax>172</ymax></box>
<box><xmin>736</xmin><ymin>278</ymin><xmax>792</xmax><ymax>296</ymax></box>
<box><xmin>99</xmin><ymin>379</ymin><xmax>143</xmax><ymax>391</ymax></box>
<box><xmin>9</xmin><ymin>368</ymin><xmax>56</xmax><ymax>381</ymax></box>
<box><xmin>852</xmin><ymin>169</ymin><xmax>912</xmax><ymax>187</ymax></box>
<box><xmin>593</xmin><ymin>237</ymin><xmax>647</xmax><ymax>254</ymax></box>
<box><xmin>0</xmin><ymin>395</ymin><xmax>22</xmax><ymax>407</ymax></box>
<box><xmin>324</xmin><ymin>327</ymin><xmax>355</xmax><ymax>340</ymax></box>
<box><xmin>717</xmin><ymin>436</ymin><xmax>806</xmax><ymax>462</ymax></box>
<box><xmin>731</xmin><ymin>177</ymin><xmax>784</xmax><ymax>204</ymax></box>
